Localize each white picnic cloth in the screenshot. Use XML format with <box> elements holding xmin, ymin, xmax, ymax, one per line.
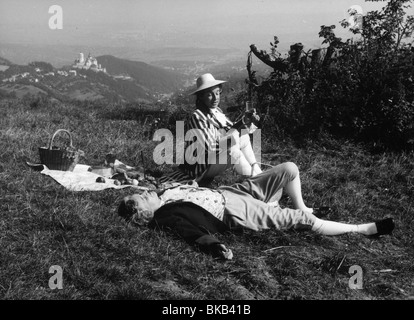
<box><xmin>38</xmin><ymin>163</ymin><xmax>147</xmax><ymax>192</ymax></box>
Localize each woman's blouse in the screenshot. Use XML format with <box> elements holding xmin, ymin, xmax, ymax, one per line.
<box><xmin>181</xmin><ymin>107</ymin><xmax>233</xmax><ymax>178</ymax></box>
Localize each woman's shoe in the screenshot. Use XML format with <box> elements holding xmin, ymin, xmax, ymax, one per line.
<box><xmin>313</xmin><ymin>206</ymin><xmax>333</xmax><ymax>218</ymax></box>
<box><xmin>372</xmin><ymin>217</ymin><xmax>395</xmax><ymax>236</ymax></box>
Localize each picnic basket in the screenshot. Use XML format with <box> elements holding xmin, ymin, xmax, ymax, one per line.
<box><xmin>39</xmin><ymin>129</ymin><xmax>82</xmax><ymax>171</ymax></box>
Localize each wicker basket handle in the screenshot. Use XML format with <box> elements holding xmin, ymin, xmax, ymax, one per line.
<box><xmin>48</xmin><ymin>129</ymin><xmax>74</xmax><ymax>150</ymax></box>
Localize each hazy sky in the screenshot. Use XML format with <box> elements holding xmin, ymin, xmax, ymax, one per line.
<box><xmin>0</xmin><ymin>0</ymin><xmax>412</xmax><ymax>64</ymax></box>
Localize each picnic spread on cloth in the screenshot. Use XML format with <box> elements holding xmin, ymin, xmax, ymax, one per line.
<box><xmin>28</xmin><ymin>129</ymin><xmax>158</xmax><ymax>192</ymax></box>
<box><xmin>26</xmin><ymin>161</ymin><xmax>153</xmax><ymax>192</ymax></box>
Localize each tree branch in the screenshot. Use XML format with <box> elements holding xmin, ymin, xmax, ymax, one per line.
<box><xmin>250</xmin><ymin>44</ymin><xmax>288</xmax><ymax>72</ymax></box>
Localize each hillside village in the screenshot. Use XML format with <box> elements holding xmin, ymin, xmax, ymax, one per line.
<box><xmin>0</xmin><ymin>52</ymin><xmax>188</xmax><ymax>103</ymax></box>
<box><xmin>1</xmin><ymin>68</ymin><xmax>84</xmax><ymax>84</ymax></box>
<box><xmin>72</xmin><ymin>52</ymin><xmax>107</xmax><ymax>73</ymax></box>
<box><xmin>1</xmin><ymin>52</ymin><xmax>107</xmax><ymax>84</ymax></box>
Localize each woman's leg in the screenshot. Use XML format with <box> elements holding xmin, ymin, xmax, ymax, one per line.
<box><xmin>311</xmin><ymin>217</ymin><xmax>379</xmax><ymax>236</ymax></box>
<box><xmin>230</xmin><ymin>162</ymin><xmax>295</xmax><ymax>203</ymax></box>
<box><xmin>222</xmin><ymin>190</ymin><xmax>386</xmax><ymax>236</ymax></box>
<box><xmin>227</xmin><ymin>130</ymin><xmax>261</xmax><ymax>176</ymax></box>
<box><xmin>197</xmin><ymin>134</ymin><xmax>256</xmax><ymax>182</ymax></box>
<box><xmin>238</xmin><ymin>134</ymin><xmax>262</xmax><ymax>175</ymax></box>
<box><xmin>201</xmin><ymin>130</ymin><xmax>262</xmax><ymax>180</ymax></box>
<box><xmin>283</xmin><ymin>171</ymin><xmax>313</xmax><ymax>213</ymax></box>
<box><xmin>232</xmin><ymin>153</ymin><xmax>253</xmax><ymax>176</ymax></box>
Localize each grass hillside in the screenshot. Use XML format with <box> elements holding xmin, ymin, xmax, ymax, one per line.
<box><xmin>97</xmin><ymin>55</ymin><xmax>187</xmax><ymax>93</ymax></box>
<box><xmin>0</xmin><ymin>97</ymin><xmax>413</xmax><ymax>302</ymax></box>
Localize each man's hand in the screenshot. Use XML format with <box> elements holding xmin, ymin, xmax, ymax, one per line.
<box><xmin>213</xmin><ymin>244</ymin><xmax>233</xmax><ymax>260</ymax></box>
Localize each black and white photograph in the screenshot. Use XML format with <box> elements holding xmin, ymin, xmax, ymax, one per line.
<box><xmin>0</xmin><ymin>0</ymin><xmax>413</xmax><ymax>307</ymax></box>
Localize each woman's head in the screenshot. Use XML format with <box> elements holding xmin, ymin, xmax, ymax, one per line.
<box><xmin>118</xmin><ymin>191</ymin><xmax>161</xmax><ymax>226</ymax></box>
<box><xmin>190</xmin><ymin>73</ymin><xmax>226</xmax><ymax>110</ymax></box>
<box><xmin>196</xmin><ymin>85</ymin><xmax>222</xmax><ymax>110</ymax></box>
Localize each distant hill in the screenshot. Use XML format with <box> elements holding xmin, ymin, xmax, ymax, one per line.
<box><xmin>97</xmin><ymin>55</ymin><xmax>187</xmax><ymax>94</ymax></box>
<box><xmin>0</xmin><ymin>55</ymin><xmax>190</xmax><ymax>103</ymax></box>
<box><xmin>0</xmin><ymin>56</ymin><xmax>13</xmax><ymax>66</ymax></box>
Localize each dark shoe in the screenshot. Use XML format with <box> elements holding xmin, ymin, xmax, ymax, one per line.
<box><xmin>373</xmin><ymin>218</ymin><xmax>395</xmax><ymax>236</ymax></box>
<box><xmin>313</xmin><ymin>207</ymin><xmax>333</xmax><ymax>218</ymax></box>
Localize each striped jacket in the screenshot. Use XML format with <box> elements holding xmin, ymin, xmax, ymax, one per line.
<box><xmin>180</xmin><ymin>107</ymin><xmax>244</xmax><ymax>179</ymax></box>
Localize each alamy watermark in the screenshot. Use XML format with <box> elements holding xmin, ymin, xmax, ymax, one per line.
<box><xmin>348</xmin><ymin>265</ymin><xmax>363</xmax><ymax>289</ymax></box>
<box><xmin>152</xmin><ymin>121</ymin><xmax>262</xmax><ymax>165</ymax></box>
<box><xmin>46</xmin><ymin>264</ymin><xmax>362</xmax><ymax>290</ymax></box>
<box><xmin>48</xmin><ymin>5</ymin><xmax>63</xmax><ymax>30</ymax></box>
<box><xmin>48</xmin><ymin>265</ymin><xmax>63</xmax><ymax>290</ymax></box>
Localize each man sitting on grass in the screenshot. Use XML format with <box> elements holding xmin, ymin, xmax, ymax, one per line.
<box><xmin>118</xmin><ymin>162</ymin><xmax>395</xmax><ymax>260</ymax></box>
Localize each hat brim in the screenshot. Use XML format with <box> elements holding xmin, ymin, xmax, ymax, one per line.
<box><xmin>189</xmin><ymin>80</ymin><xmax>227</xmax><ymax>95</ymax></box>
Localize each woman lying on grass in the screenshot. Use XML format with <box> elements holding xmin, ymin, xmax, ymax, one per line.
<box><xmin>118</xmin><ymin>162</ymin><xmax>395</xmax><ymax>260</ymax></box>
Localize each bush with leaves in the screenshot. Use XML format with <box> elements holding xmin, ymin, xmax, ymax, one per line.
<box><xmin>251</xmin><ymin>0</ymin><xmax>414</xmax><ymax>151</ymax></box>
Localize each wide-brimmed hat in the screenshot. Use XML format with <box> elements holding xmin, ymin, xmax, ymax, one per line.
<box><xmin>189</xmin><ymin>73</ymin><xmax>226</xmax><ymax>95</ymax></box>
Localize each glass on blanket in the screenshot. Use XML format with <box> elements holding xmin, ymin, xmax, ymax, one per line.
<box><xmin>105</xmin><ymin>153</ymin><xmax>117</xmax><ymax>167</ymax></box>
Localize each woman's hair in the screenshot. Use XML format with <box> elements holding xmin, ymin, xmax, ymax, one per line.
<box><xmin>118</xmin><ymin>199</ymin><xmax>152</xmax><ymax>226</ymax></box>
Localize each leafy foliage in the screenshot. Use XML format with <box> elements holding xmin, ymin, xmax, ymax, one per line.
<box><xmin>249</xmin><ymin>0</ymin><xmax>414</xmax><ymax>151</ymax></box>
<box><xmin>28</xmin><ymin>61</ymin><xmax>55</xmax><ymax>72</ymax></box>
